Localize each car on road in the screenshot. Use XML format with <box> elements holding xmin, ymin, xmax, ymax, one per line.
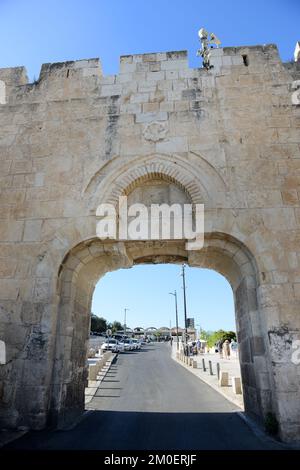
<box><xmin>131</xmin><ymin>338</ymin><xmax>141</xmax><ymax>350</ymax></box>
<box><xmin>119</xmin><ymin>338</ymin><xmax>135</xmax><ymax>351</ymax></box>
<box><xmin>101</xmin><ymin>338</ymin><xmax>120</xmax><ymax>353</ymax></box>
<box><xmin>117</xmin><ymin>341</ymin><xmax>125</xmax><ymax>352</ymax></box>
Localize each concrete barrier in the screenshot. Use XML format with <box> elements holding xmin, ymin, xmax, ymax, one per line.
<box><xmin>88</xmin><ymin>351</ymin><xmax>113</xmax><ymax>381</ymax></box>
<box><xmin>232</xmin><ymin>376</ymin><xmax>242</xmax><ymax>394</ymax></box>
<box><xmin>88</xmin><ymin>364</ymin><xmax>98</xmax><ymax>381</ymax></box>
<box><xmin>0</xmin><ymin>340</ymin><xmax>5</xmax><ymax>365</ymax></box>
<box><xmin>219</xmin><ymin>371</ymin><xmax>229</xmax><ymax>387</ymax></box>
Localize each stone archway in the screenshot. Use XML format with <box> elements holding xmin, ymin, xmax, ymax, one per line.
<box><xmin>1</xmin><ymin>45</ymin><xmax>300</xmax><ymax>443</ymax></box>
<box><xmin>49</xmin><ymin>232</ymin><xmax>269</xmax><ymax>431</ymax></box>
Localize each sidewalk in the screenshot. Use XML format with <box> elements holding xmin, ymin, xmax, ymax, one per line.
<box><xmin>85</xmin><ymin>352</ymin><xmax>116</xmax><ymax>405</ymax></box>
<box><xmin>171</xmin><ymin>344</ymin><xmax>244</xmax><ymax>409</ymax></box>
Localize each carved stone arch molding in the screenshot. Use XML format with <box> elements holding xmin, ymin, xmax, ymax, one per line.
<box><xmin>83</xmin><ymin>152</ymin><xmax>228</xmax><ymax>211</ymax></box>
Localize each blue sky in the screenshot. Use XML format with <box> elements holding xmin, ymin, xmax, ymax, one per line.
<box><xmin>92</xmin><ymin>265</ymin><xmax>235</xmax><ymax>331</ymax></box>
<box><xmin>1</xmin><ymin>1</ymin><xmax>298</xmax><ymax>331</ymax></box>
<box><xmin>0</xmin><ymin>0</ymin><xmax>299</xmax><ymax>80</ymax></box>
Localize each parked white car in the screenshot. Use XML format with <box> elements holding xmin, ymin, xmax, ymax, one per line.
<box><xmin>117</xmin><ymin>341</ymin><xmax>125</xmax><ymax>352</ymax></box>
<box><xmin>131</xmin><ymin>338</ymin><xmax>141</xmax><ymax>350</ymax></box>
<box><xmin>119</xmin><ymin>338</ymin><xmax>134</xmax><ymax>351</ymax></box>
<box><xmin>101</xmin><ymin>338</ymin><xmax>120</xmax><ymax>353</ymax></box>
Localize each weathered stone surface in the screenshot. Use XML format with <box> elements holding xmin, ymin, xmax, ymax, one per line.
<box><xmin>0</xmin><ymin>43</ymin><xmax>300</xmax><ymax>443</ymax></box>
<box><xmin>219</xmin><ymin>371</ymin><xmax>229</xmax><ymax>387</ymax></box>
<box><xmin>232</xmin><ymin>376</ymin><xmax>242</xmax><ymax>394</ymax></box>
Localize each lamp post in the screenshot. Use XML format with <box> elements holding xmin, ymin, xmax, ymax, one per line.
<box><xmin>124</xmin><ymin>308</ymin><xmax>129</xmax><ymax>337</ymax></box>
<box><xmin>181</xmin><ymin>264</ymin><xmax>188</xmax><ymax>348</ymax></box>
<box><xmin>196</xmin><ymin>323</ymin><xmax>201</xmax><ymax>340</ymax></box>
<box><xmin>169</xmin><ymin>290</ymin><xmax>179</xmax><ymax>350</ymax></box>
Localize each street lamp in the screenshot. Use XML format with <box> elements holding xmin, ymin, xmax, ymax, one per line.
<box><xmin>197</xmin><ymin>324</ymin><xmax>200</xmax><ymax>340</ymax></box>
<box><xmin>124</xmin><ymin>308</ymin><xmax>129</xmax><ymax>337</ymax></box>
<box><xmin>181</xmin><ymin>264</ymin><xmax>188</xmax><ymax>349</ymax></box>
<box><xmin>169</xmin><ymin>291</ymin><xmax>179</xmax><ymax>350</ymax></box>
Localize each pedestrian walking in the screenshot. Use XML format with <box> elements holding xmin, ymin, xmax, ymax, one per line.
<box><xmin>230</xmin><ymin>339</ymin><xmax>238</xmax><ymax>357</ymax></box>
<box><xmin>218</xmin><ymin>340</ymin><xmax>223</xmax><ymax>359</ymax></box>
<box><xmin>223</xmin><ymin>339</ymin><xmax>230</xmax><ymax>359</ymax></box>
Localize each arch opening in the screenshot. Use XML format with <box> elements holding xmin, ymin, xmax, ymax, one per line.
<box><xmin>49</xmin><ymin>234</ymin><xmax>272</xmax><ymax>431</ymax></box>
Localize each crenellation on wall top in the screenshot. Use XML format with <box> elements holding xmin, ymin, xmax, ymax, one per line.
<box><xmin>222</xmin><ymin>43</ymin><xmax>279</xmax><ymax>55</ymax></box>
<box><xmin>0</xmin><ymin>42</ymin><xmax>296</xmax><ymax>105</ymax></box>
<box><xmin>120</xmin><ymin>50</ymin><xmax>187</xmax><ymax>63</ymax></box>
<box><xmin>39</xmin><ymin>58</ymin><xmax>102</xmax><ymax>80</ymax></box>
<box><xmin>0</xmin><ymin>66</ymin><xmax>28</xmax><ymax>86</ymax></box>
<box><xmin>208</xmin><ymin>43</ymin><xmax>281</xmax><ymax>71</ymax></box>
<box><xmin>119</xmin><ymin>50</ymin><xmax>188</xmax><ymax>74</ymax></box>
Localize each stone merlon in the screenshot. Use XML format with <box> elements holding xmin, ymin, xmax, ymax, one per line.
<box><xmin>0</xmin><ymin>42</ymin><xmax>299</xmax><ymax>104</ymax></box>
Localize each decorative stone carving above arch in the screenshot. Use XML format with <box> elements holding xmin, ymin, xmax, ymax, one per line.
<box><xmin>83</xmin><ymin>152</ymin><xmax>228</xmax><ymax>211</ymax></box>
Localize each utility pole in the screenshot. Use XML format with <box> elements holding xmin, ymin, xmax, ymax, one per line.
<box><xmin>124</xmin><ymin>308</ymin><xmax>129</xmax><ymax>337</ymax></box>
<box><xmin>196</xmin><ymin>323</ymin><xmax>201</xmax><ymax>340</ymax></box>
<box><xmin>181</xmin><ymin>264</ymin><xmax>188</xmax><ymax>348</ymax></box>
<box><xmin>169</xmin><ymin>290</ymin><xmax>179</xmax><ymax>350</ymax></box>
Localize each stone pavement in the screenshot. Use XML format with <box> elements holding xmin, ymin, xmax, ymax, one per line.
<box><xmin>171</xmin><ymin>344</ymin><xmax>244</xmax><ymax>409</ymax></box>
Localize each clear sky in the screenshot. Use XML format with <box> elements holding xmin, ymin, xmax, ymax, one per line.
<box><xmin>92</xmin><ymin>265</ymin><xmax>235</xmax><ymax>331</ymax></box>
<box><xmin>0</xmin><ymin>0</ymin><xmax>299</xmax><ymax>80</ymax></box>
<box><xmin>1</xmin><ymin>1</ymin><xmax>298</xmax><ymax>331</ymax></box>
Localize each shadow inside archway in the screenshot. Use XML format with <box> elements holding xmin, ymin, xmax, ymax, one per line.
<box><xmin>3</xmin><ymin>409</ymin><xmax>282</xmax><ymax>451</ymax></box>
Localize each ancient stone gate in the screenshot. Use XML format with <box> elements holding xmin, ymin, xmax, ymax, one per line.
<box><xmin>0</xmin><ymin>43</ymin><xmax>300</xmax><ymax>443</ymax></box>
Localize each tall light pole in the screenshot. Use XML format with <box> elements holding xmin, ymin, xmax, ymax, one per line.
<box><xmin>181</xmin><ymin>264</ymin><xmax>188</xmax><ymax>347</ymax></box>
<box><xmin>124</xmin><ymin>308</ymin><xmax>129</xmax><ymax>337</ymax></box>
<box><xmin>196</xmin><ymin>323</ymin><xmax>201</xmax><ymax>340</ymax></box>
<box><xmin>169</xmin><ymin>290</ymin><xmax>179</xmax><ymax>350</ymax></box>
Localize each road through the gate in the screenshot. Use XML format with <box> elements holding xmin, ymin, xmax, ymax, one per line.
<box><xmin>4</xmin><ymin>343</ymin><xmax>282</xmax><ymax>450</ymax></box>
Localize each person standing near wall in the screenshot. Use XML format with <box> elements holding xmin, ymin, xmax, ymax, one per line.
<box><xmin>223</xmin><ymin>339</ymin><xmax>231</xmax><ymax>359</ymax></box>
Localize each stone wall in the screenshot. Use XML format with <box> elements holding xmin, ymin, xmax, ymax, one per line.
<box><xmin>0</xmin><ymin>43</ymin><xmax>300</xmax><ymax>442</ymax></box>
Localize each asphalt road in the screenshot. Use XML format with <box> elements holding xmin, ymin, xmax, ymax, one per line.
<box><xmin>4</xmin><ymin>343</ymin><xmax>282</xmax><ymax>450</ymax></box>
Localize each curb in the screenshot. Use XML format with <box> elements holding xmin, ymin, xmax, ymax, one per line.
<box><xmin>85</xmin><ymin>353</ymin><xmax>117</xmax><ymax>405</ymax></box>
<box><xmin>171</xmin><ymin>351</ymin><xmax>244</xmax><ymax>410</ymax></box>
<box><xmin>237</xmin><ymin>411</ymin><xmax>298</xmax><ymax>450</ymax></box>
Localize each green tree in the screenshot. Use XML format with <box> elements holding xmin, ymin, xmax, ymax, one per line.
<box><xmin>201</xmin><ymin>329</ymin><xmax>237</xmax><ymax>348</ymax></box>
<box><xmin>221</xmin><ymin>331</ymin><xmax>236</xmax><ymax>342</ymax></box>
<box><xmin>153</xmin><ymin>331</ymin><xmax>162</xmax><ymax>341</ymax></box>
<box><xmin>199</xmin><ymin>329</ymin><xmax>213</xmax><ymax>342</ymax></box>
<box><xmin>110</xmin><ymin>321</ymin><xmax>123</xmax><ymax>333</ymax></box>
<box><xmin>90</xmin><ymin>314</ymin><xmax>107</xmax><ymax>333</ymax></box>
